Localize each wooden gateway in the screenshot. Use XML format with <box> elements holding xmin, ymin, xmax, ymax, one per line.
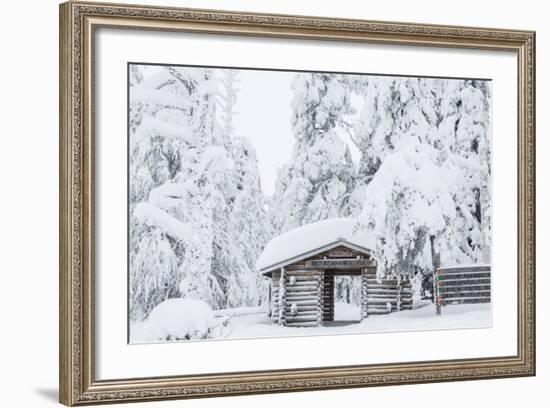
<box><xmin>256</xmin><ymin>218</ymin><xmax>412</xmax><ymax>327</ymax></box>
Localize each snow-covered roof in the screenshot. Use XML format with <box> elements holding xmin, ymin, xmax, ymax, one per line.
<box><xmin>256</xmin><ymin>218</ymin><xmax>372</xmax><ymax>274</ymax></box>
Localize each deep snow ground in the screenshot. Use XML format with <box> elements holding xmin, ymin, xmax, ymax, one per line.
<box><xmin>130</xmin><ymin>300</ymin><xmax>491</xmax><ymax>343</ymax></box>
<box><xmin>224</xmin><ymin>301</ymin><xmax>491</xmax><ymax>340</ymax></box>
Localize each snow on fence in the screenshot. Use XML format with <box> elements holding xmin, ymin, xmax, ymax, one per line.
<box><xmin>434</xmin><ymin>265</ymin><xmax>491</xmax><ymax>314</ymax></box>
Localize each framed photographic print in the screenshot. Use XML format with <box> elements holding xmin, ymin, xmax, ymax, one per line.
<box><xmin>59</xmin><ymin>1</ymin><xmax>536</xmax><ymax>405</ymax></box>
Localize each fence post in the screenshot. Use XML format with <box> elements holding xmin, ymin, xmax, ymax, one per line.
<box><xmin>397</xmin><ymin>274</ymin><xmax>402</xmax><ymax>312</ymax></box>
<box><xmin>434</xmin><ymin>268</ymin><xmax>441</xmax><ymax>315</ymax></box>
<box><xmin>430</xmin><ymin>235</ymin><xmax>441</xmax><ymax>315</ymax></box>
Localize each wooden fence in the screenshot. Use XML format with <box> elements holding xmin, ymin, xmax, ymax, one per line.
<box><xmin>434</xmin><ymin>265</ymin><xmax>491</xmax><ymax>314</ymax></box>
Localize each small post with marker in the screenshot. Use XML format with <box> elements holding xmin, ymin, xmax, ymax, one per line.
<box><xmin>430</xmin><ymin>235</ymin><xmax>442</xmax><ymax>315</ymax></box>
<box><xmin>435</xmin><ymin>269</ymin><xmax>442</xmax><ymax>315</ymax></box>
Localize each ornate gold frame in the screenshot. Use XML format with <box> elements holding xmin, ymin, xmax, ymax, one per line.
<box><xmin>59</xmin><ymin>1</ymin><xmax>536</xmax><ymax>405</ymax></box>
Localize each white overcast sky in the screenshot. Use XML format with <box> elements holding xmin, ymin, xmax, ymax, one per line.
<box><xmin>232</xmin><ymin>70</ymin><xmax>294</xmax><ymax>196</ymax></box>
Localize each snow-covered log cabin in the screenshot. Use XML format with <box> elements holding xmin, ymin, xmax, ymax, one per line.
<box><xmin>256</xmin><ymin>218</ymin><xmax>413</xmax><ymax>327</ymax></box>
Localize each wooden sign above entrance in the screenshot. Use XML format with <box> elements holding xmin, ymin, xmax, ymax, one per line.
<box><xmin>306</xmin><ymin>258</ymin><xmax>376</xmax><ymax>269</ymax></box>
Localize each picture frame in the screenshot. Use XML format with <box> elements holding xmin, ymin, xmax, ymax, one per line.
<box><xmin>59</xmin><ymin>1</ymin><xmax>536</xmax><ymax>405</ymax></box>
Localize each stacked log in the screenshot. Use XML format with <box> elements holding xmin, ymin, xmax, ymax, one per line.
<box><xmin>362</xmin><ymin>268</ymin><xmax>413</xmax><ymax>316</ymax></box>
<box><xmin>280</xmin><ymin>270</ymin><xmax>323</xmax><ymax>327</ymax></box>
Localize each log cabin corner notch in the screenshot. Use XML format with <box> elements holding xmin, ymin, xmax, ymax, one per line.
<box><xmin>256</xmin><ymin>218</ymin><xmax>413</xmax><ymax>327</ymax></box>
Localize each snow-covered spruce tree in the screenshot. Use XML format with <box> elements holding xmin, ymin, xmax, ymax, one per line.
<box><xmin>214</xmin><ymin>69</ymin><xmax>273</xmax><ymax>308</ymax></box>
<box><xmin>354</xmin><ymin>78</ymin><xmax>491</xmax><ymax>278</ymax></box>
<box><xmin>217</xmin><ymin>69</ymin><xmax>239</xmax><ymax>141</ymax></box>
<box><xmin>130</xmin><ymin>67</ymin><xmax>227</xmax><ymax>316</ymax></box>
<box><xmin>130</xmin><ymin>66</ymin><xmax>272</xmax><ymax>320</ymax></box>
<box><xmin>271</xmin><ymin>73</ymin><xmax>356</xmax><ymax>233</ymax></box>
<box><xmin>129</xmin><ymin>66</ymin><xmax>201</xmax><ymax>320</ymax></box>
<box><xmin>226</xmin><ymin>135</ymin><xmax>274</xmax><ymax>307</ymax></box>
<box><xmin>438</xmin><ymin>80</ymin><xmax>492</xmax><ymax>264</ymax></box>
<box><xmin>357</xmin><ymin>141</ymin><xmax>458</xmax><ymax>278</ymax></box>
<box><xmin>174</xmin><ymin>68</ymin><xmax>226</xmax><ymax>306</ymax></box>
<box><xmin>348</xmin><ymin>77</ymin><xmax>445</xmax><ymax>216</ymax></box>
<box><xmin>157</xmin><ymin>67</ymin><xmax>257</xmax><ymax>309</ymax></box>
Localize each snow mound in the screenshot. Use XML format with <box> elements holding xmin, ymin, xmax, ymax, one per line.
<box><xmin>256</xmin><ymin>218</ymin><xmax>372</xmax><ymax>273</ymax></box>
<box><xmin>142</xmin><ymin>298</ymin><xmax>218</xmax><ymax>341</ymax></box>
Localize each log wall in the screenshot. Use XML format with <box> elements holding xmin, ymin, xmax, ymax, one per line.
<box><xmin>271</xmin><ymin>268</ymin><xmax>324</xmax><ymax>327</ymax></box>
<box><xmin>361</xmin><ymin>267</ymin><xmax>413</xmax><ymax>316</ymax></box>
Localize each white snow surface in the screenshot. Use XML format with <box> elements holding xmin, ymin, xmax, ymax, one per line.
<box><xmin>130</xmin><ymin>301</ymin><xmax>491</xmax><ymax>343</ymax></box>
<box><xmin>225</xmin><ymin>302</ymin><xmax>491</xmax><ymax>340</ymax></box>
<box><xmin>256</xmin><ymin>218</ymin><xmax>371</xmax><ymax>273</ymax></box>
<box><xmin>333</xmin><ymin>302</ymin><xmax>361</xmax><ymax>321</ymax></box>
